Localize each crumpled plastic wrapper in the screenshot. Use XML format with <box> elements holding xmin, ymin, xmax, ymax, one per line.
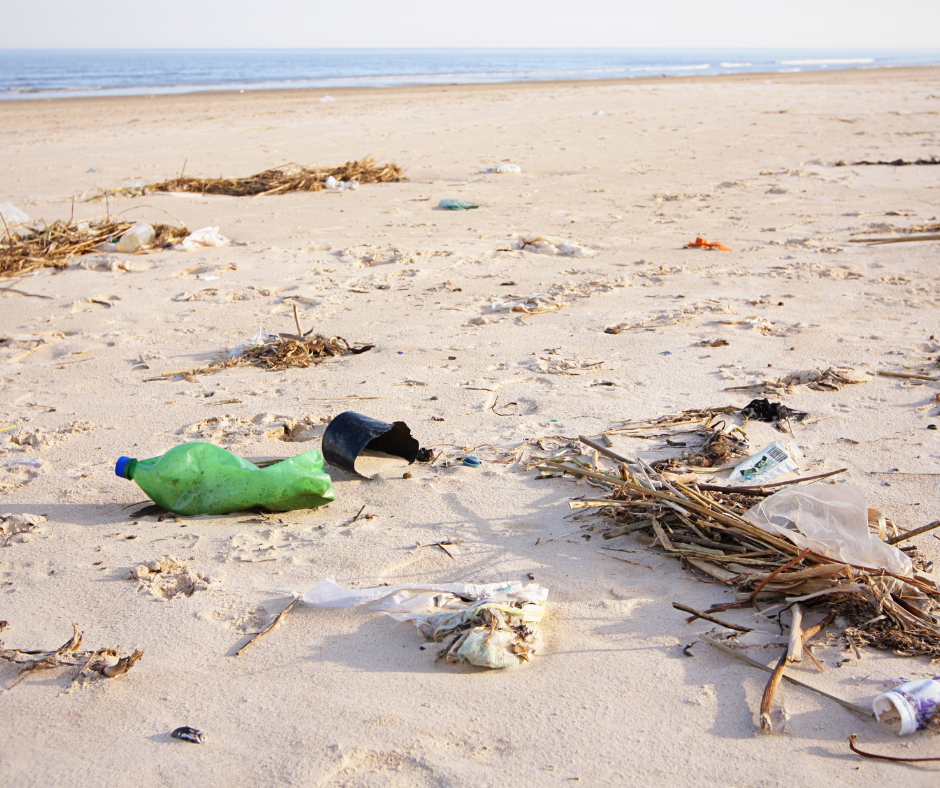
<box><xmin>302</xmin><ymin>577</ymin><xmax>548</xmax><ymax>669</ymax></box>
<box><xmin>76</xmin><ymin>254</ymin><xmax>152</xmax><ymax>273</ymax></box>
<box><xmin>744</xmin><ymin>483</ymin><xmax>913</xmax><ymax>577</ymax></box>
<box><xmin>175</xmin><ymin>226</ymin><xmax>231</xmax><ymax>251</ymax></box>
<box><xmin>511</xmin><ymin>234</ymin><xmax>596</xmax><ymax>258</ymax></box>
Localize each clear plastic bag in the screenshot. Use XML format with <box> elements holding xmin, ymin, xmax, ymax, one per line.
<box><xmin>743</xmin><ymin>484</ymin><xmax>912</xmax><ymax>576</ymax></box>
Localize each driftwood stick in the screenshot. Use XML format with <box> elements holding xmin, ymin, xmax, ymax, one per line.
<box><xmin>234</xmin><ymin>596</ymin><xmax>299</xmax><ymax>657</ymax></box>
<box><xmin>887</xmin><ymin>520</ymin><xmax>940</xmax><ymax>545</ymax></box>
<box><xmin>671</xmin><ymin>602</ymin><xmax>752</xmax><ymax>633</ymax></box>
<box><xmin>787</xmin><ymin>604</ymin><xmax>804</xmax><ymax>663</ymax></box>
<box><xmin>848</xmin><ymin>735</ymin><xmax>940</xmax><ymax>762</ymax></box>
<box><xmin>759</xmin><ymin>650</ymin><xmax>789</xmax><ymax>733</ymax></box>
<box><xmin>701</xmin><ymin>636</ymin><xmax>873</xmax><ymax>717</ymax></box>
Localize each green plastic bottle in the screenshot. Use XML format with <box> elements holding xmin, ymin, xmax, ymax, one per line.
<box><xmin>115</xmin><ymin>442</ymin><xmax>335</xmax><ymax>516</ymax></box>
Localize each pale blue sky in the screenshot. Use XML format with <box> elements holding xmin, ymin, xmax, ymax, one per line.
<box><xmin>2</xmin><ymin>0</ymin><xmax>938</xmax><ymax>49</ymax></box>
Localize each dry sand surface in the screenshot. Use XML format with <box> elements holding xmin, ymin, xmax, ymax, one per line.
<box><xmin>1</xmin><ymin>68</ymin><xmax>939</xmax><ymax>786</ymax></box>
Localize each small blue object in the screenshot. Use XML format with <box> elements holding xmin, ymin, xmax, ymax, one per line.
<box><xmin>661</xmin><ymin>351</ymin><xmax>672</xmax><ymax>355</ymax></box>
<box><xmin>398</xmin><ymin>351</ymin><xmax>404</xmax><ymax>355</ymax></box>
<box><xmin>461</xmin><ymin>456</ymin><xmax>482</xmax><ymax>467</ymax></box>
<box><xmin>87</xmin><ymin>167</ymin><xmax>97</xmax><ymax>173</ymax></box>
<box><xmin>115</xmin><ymin>456</ymin><xmax>133</xmax><ymax>478</ymax></box>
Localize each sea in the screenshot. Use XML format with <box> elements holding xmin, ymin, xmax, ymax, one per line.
<box><xmin>1</xmin><ymin>48</ymin><xmax>939</xmax><ymax>101</ymax></box>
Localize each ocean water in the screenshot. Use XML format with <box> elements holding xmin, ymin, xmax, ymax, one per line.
<box><xmin>1</xmin><ymin>48</ymin><xmax>939</xmax><ymax>101</ymax></box>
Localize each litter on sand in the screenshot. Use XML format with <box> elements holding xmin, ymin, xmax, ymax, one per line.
<box><xmin>94</xmin><ymin>156</ymin><xmax>403</xmax><ymax>199</ymax></box>
<box><xmin>728</xmin><ymin>440</ymin><xmax>802</xmax><ymax>485</ymax></box>
<box><xmin>539</xmin><ymin>422</ymin><xmax>940</xmax><ymax>660</ymax></box>
<box><xmin>175</xmin><ymin>226</ymin><xmax>231</xmax><ymax>251</ymax></box>
<box><xmin>321</xmin><ymin>411</ymin><xmax>423</xmax><ymax>478</ymax></box>
<box><xmin>686</xmin><ymin>237</ymin><xmax>731</xmax><ymax>251</ymax></box>
<box><xmin>439</xmin><ymin>199</ymin><xmax>479</xmax><ymax>210</ymax></box>
<box><xmin>1</xmin><ymin>218</ymin><xmax>188</xmax><ymax>278</ymax></box>
<box><xmin>301</xmin><ymin>577</ymin><xmax>548</xmax><ymax>669</ymax></box>
<box><xmin>485</xmin><ymin>163</ymin><xmax>522</xmax><ymax>173</ymax></box>
<box><xmin>873</xmin><ymin>676</ymin><xmax>940</xmax><ymax>735</ymax></box>
<box><xmin>511</xmin><ymin>234</ymin><xmax>596</xmax><ymax>257</ymax></box>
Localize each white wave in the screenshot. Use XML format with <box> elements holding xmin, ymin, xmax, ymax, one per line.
<box><xmin>719</xmin><ymin>62</ymin><xmax>752</xmax><ymax>68</ymax></box>
<box><xmin>627</xmin><ymin>63</ymin><xmax>710</xmax><ymax>72</ymax></box>
<box><xmin>776</xmin><ymin>58</ymin><xmax>875</xmax><ymax>65</ymax></box>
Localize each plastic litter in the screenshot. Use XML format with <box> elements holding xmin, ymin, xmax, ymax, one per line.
<box><xmin>511</xmin><ymin>234</ymin><xmax>596</xmax><ymax>258</ymax></box>
<box><xmin>729</xmin><ymin>440</ymin><xmax>801</xmax><ymax>485</ymax></box>
<box><xmin>439</xmin><ymin>199</ymin><xmax>479</xmax><ymax>210</ymax></box>
<box><xmin>228</xmin><ymin>326</ymin><xmax>279</xmax><ymax>358</ymax></box>
<box><xmin>107</xmin><ymin>222</ymin><xmax>155</xmax><ymax>253</ymax></box>
<box><xmin>6</xmin><ymin>459</ymin><xmax>42</xmax><ymax>468</ymax></box>
<box><xmin>873</xmin><ymin>677</ymin><xmax>940</xmax><ymax>735</ymax></box>
<box><xmin>324</xmin><ymin>176</ymin><xmax>358</xmax><ymax>191</ymax></box>
<box><xmin>320</xmin><ymin>95</ymin><xmax>336</xmax><ymax>102</ymax></box>
<box><xmin>301</xmin><ymin>576</ymin><xmax>548</xmax><ymax>669</ymax></box>
<box><xmin>744</xmin><ymin>483</ymin><xmax>913</xmax><ymax>576</ymax></box>
<box><xmin>460</xmin><ymin>456</ymin><xmax>482</xmax><ymax>467</ymax></box>
<box><xmin>321</xmin><ymin>411</ymin><xmax>421</xmax><ymax>478</ymax></box>
<box><xmin>686</xmin><ymin>237</ymin><xmax>731</xmax><ymax>252</ymax></box>
<box><xmin>741</xmin><ymin>398</ymin><xmax>808</xmax><ymax>423</ymax></box>
<box><xmin>176</xmin><ymin>226</ymin><xmax>230</xmax><ymax>251</ymax></box>
<box><xmin>0</xmin><ymin>202</ymin><xmax>30</xmax><ymax>226</ymax></box>
<box><xmin>114</xmin><ymin>442</ymin><xmax>335</xmax><ymax>515</ymax></box>
<box><xmin>486</xmin><ymin>163</ymin><xmax>522</xmax><ymax>174</ymax></box>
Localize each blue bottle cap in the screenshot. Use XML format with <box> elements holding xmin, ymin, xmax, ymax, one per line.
<box><xmin>115</xmin><ymin>456</ymin><xmax>134</xmax><ymax>478</ymax></box>
<box><xmin>461</xmin><ymin>456</ymin><xmax>482</xmax><ymax>467</ymax></box>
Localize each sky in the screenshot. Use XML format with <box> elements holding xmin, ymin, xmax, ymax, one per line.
<box><xmin>2</xmin><ymin>0</ymin><xmax>939</xmax><ymax>50</ymax></box>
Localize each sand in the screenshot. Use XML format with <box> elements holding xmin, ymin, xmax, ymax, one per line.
<box><xmin>1</xmin><ymin>67</ymin><xmax>939</xmax><ymax>786</ymax></box>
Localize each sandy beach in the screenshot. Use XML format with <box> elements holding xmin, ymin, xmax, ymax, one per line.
<box><xmin>1</xmin><ymin>67</ymin><xmax>939</xmax><ymax>786</ymax></box>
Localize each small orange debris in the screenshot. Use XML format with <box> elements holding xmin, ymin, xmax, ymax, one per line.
<box><xmin>686</xmin><ymin>237</ymin><xmax>731</xmax><ymax>252</ymax></box>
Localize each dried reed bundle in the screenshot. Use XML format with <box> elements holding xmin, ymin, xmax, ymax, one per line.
<box><xmin>0</xmin><ymin>219</ymin><xmax>187</xmax><ymax>278</ymax></box>
<box><xmin>540</xmin><ymin>423</ymin><xmax>940</xmax><ymax>659</ymax></box>
<box><xmin>180</xmin><ymin>334</ymin><xmax>374</xmax><ymax>379</ymax></box>
<box><xmin>141</xmin><ymin>156</ymin><xmax>404</xmax><ymax>198</ymax></box>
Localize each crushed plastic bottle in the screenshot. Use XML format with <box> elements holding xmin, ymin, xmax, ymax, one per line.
<box><xmin>116</xmin><ymin>223</ymin><xmax>155</xmax><ymax>253</ymax></box>
<box><xmin>115</xmin><ymin>442</ymin><xmax>335</xmax><ymax>515</ymax></box>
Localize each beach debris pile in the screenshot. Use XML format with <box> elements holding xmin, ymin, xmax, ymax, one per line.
<box><xmin>0</xmin><ymin>623</ymin><xmax>142</xmax><ymax>689</ymax></box>
<box><xmin>0</xmin><ymin>218</ymin><xmax>188</xmax><ymax>278</ymax></box>
<box><xmin>103</xmin><ymin>155</ymin><xmax>404</xmax><ymax>199</ymax></box>
<box><xmin>301</xmin><ymin>577</ymin><xmax>548</xmax><ymax>669</ymax></box>
<box><xmin>541</xmin><ymin>424</ymin><xmax>940</xmax><ymax>659</ymax></box>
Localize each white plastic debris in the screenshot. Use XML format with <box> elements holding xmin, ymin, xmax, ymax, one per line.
<box><xmin>176</xmin><ymin>226</ymin><xmax>230</xmax><ymax>251</ymax></box>
<box><xmin>324</xmin><ymin>176</ymin><xmax>358</xmax><ymax>191</ymax></box>
<box><xmin>228</xmin><ymin>326</ymin><xmax>278</xmax><ymax>358</ymax></box>
<box><xmin>744</xmin><ymin>483</ymin><xmax>913</xmax><ymax>576</ymax></box>
<box><xmin>320</xmin><ymin>95</ymin><xmax>336</xmax><ymax>102</ymax></box>
<box><xmin>115</xmin><ymin>223</ymin><xmax>155</xmax><ymax>253</ymax></box>
<box><xmin>486</xmin><ymin>163</ymin><xmax>522</xmax><ymax>174</ymax></box>
<box><xmin>302</xmin><ymin>577</ymin><xmax>548</xmax><ymax>669</ymax></box>
<box><xmin>512</xmin><ymin>234</ymin><xmax>596</xmax><ymax>258</ymax></box>
<box><xmin>729</xmin><ymin>440</ymin><xmax>801</xmax><ymax>485</ymax></box>
<box><xmin>873</xmin><ymin>677</ymin><xmax>940</xmax><ymax>735</ymax></box>
<box><xmin>0</xmin><ymin>202</ymin><xmax>30</xmax><ymax>226</ymax></box>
